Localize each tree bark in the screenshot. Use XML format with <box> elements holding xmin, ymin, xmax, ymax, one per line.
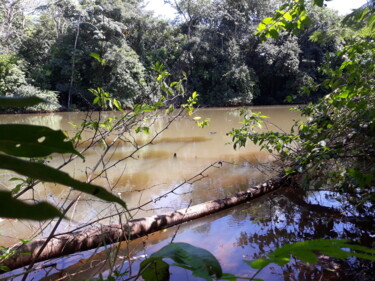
<box><xmin>1</xmin><ymin>175</ymin><xmax>288</xmax><ymax>272</ymax></box>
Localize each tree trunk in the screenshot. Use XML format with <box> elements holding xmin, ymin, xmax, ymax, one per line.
<box><xmin>1</xmin><ymin>175</ymin><xmax>288</xmax><ymax>272</ymax></box>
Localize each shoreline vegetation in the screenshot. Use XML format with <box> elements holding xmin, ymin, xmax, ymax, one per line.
<box><xmin>0</xmin><ymin>0</ymin><xmax>374</xmax><ymax>280</ymax></box>
<box><xmin>0</xmin><ymin>1</ymin><xmax>342</xmax><ymax>111</ymax></box>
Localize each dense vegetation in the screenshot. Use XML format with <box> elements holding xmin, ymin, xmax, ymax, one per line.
<box><xmin>229</xmin><ymin>0</ymin><xmax>375</xmax><ymax>200</ymax></box>
<box><xmin>1</xmin><ymin>0</ymin><xmax>342</xmax><ymax>111</ymax></box>
<box><xmin>0</xmin><ymin>0</ymin><xmax>374</xmax><ymax>280</ymax></box>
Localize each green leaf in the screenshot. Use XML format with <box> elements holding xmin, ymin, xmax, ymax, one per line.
<box><xmin>283</xmin><ymin>12</ymin><xmax>292</xmax><ymax>21</ymax></box>
<box><xmin>0</xmin><ymin>96</ymin><xmax>45</xmax><ymax>108</ymax></box>
<box><xmin>247</xmin><ymin>258</ymin><xmax>272</xmax><ymax>270</ymax></box>
<box><xmin>313</xmin><ymin>0</ymin><xmax>324</xmax><ymax>7</ymax></box>
<box><xmin>90</xmin><ymin>52</ymin><xmax>106</xmax><ymax>66</ymax></box>
<box><xmin>300</xmin><ymin>15</ymin><xmax>312</xmax><ymax>26</ymax></box>
<box><xmin>142</xmin><ymin>127</ymin><xmax>150</xmax><ymax>134</ymax></box>
<box><xmin>0</xmin><ymin>190</ymin><xmax>64</xmax><ymax>220</ymax></box>
<box><xmin>140</xmin><ymin>257</ymin><xmax>170</xmax><ymax>281</ymax></box>
<box><xmin>0</xmin><ymin>124</ymin><xmax>83</xmax><ymax>159</ymax></box>
<box><xmin>248</xmin><ymin>239</ymin><xmax>375</xmax><ymax>271</ymax></box>
<box><xmin>90</xmin><ymin>52</ymin><xmax>101</xmax><ymax>62</ymax></box>
<box><xmin>149</xmin><ymin>242</ymin><xmax>222</xmax><ymax>280</ymax></box>
<box><xmin>113</xmin><ymin>99</ymin><xmax>123</xmax><ymax>112</ymax></box>
<box><xmin>19</xmin><ymin>239</ymin><xmax>31</xmax><ymax>244</ymax></box>
<box><xmin>0</xmin><ymin>265</ymin><xmax>10</xmax><ymax>272</ymax></box>
<box><xmin>262</xmin><ymin>17</ymin><xmax>274</xmax><ymax>25</ymax></box>
<box><xmin>166</xmin><ymin>104</ymin><xmax>175</xmax><ymax>115</ymax></box>
<box><xmin>257</xmin><ymin>23</ymin><xmax>267</xmax><ymax>32</ymax></box>
<box><xmin>268</xmin><ymin>29</ymin><xmax>279</xmax><ymax>39</ymax></box>
<box><xmin>0</xmin><ymin>154</ymin><xmax>126</xmax><ymax>209</ymax></box>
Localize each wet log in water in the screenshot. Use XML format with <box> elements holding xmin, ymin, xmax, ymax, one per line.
<box><xmin>1</xmin><ymin>175</ymin><xmax>288</xmax><ymax>272</ymax></box>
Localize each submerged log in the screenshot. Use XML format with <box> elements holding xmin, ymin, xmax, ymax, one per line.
<box><xmin>1</xmin><ymin>175</ymin><xmax>288</xmax><ymax>272</ymax></box>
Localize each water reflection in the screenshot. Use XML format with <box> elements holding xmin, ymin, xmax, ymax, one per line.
<box><xmin>2</xmin><ymin>188</ymin><xmax>372</xmax><ymax>281</ymax></box>
<box><xmin>0</xmin><ymin>107</ymin><xmax>299</xmax><ymax>247</ymax></box>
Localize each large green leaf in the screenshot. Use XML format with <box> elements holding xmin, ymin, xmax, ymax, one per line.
<box><xmin>0</xmin><ymin>190</ymin><xmax>64</xmax><ymax>220</ymax></box>
<box><xmin>249</xmin><ymin>239</ymin><xmax>375</xmax><ymax>270</ymax></box>
<box><xmin>140</xmin><ymin>257</ymin><xmax>170</xmax><ymax>281</ymax></box>
<box><xmin>0</xmin><ymin>124</ymin><xmax>83</xmax><ymax>158</ymax></box>
<box><xmin>0</xmin><ymin>96</ymin><xmax>45</xmax><ymax>108</ymax></box>
<box><xmin>0</xmin><ymin>154</ymin><xmax>126</xmax><ymax>209</ymax></box>
<box><xmin>140</xmin><ymin>242</ymin><xmax>222</xmax><ymax>281</ymax></box>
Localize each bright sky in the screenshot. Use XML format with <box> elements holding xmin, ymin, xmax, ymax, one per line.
<box><xmin>145</xmin><ymin>0</ymin><xmax>369</xmax><ymax>19</ymax></box>
<box><xmin>325</xmin><ymin>0</ymin><xmax>368</xmax><ymax>15</ymax></box>
<box><xmin>144</xmin><ymin>0</ymin><xmax>177</xmax><ymax>19</ymax></box>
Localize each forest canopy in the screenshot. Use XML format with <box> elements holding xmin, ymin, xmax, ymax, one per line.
<box><xmin>0</xmin><ymin>0</ymin><xmax>374</xmax><ymax>280</ymax></box>
<box><xmin>1</xmin><ymin>0</ymin><xmax>344</xmax><ymax>110</ymax></box>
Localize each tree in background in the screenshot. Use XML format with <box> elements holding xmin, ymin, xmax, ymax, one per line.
<box><xmin>0</xmin><ymin>0</ymin><xmax>354</xmax><ymax>109</ymax></box>
<box><xmin>229</xmin><ymin>0</ymin><xmax>375</xmax><ymax>203</ymax></box>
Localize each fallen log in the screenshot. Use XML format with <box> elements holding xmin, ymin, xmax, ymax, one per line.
<box><xmin>1</xmin><ymin>174</ymin><xmax>288</xmax><ymax>272</ymax></box>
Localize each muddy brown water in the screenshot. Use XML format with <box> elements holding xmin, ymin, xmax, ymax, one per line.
<box><xmin>0</xmin><ymin>106</ymin><xmax>298</xmax><ymax>246</ymax></box>
<box><xmin>1</xmin><ymin>106</ymin><xmax>372</xmax><ymax>280</ymax></box>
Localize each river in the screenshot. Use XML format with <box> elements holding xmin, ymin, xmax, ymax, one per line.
<box><xmin>0</xmin><ymin>106</ymin><xmax>297</xmax><ymax>246</ymax></box>
<box><xmin>0</xmin><ymin>106</ymin><xmax>373</xmax><ymax>280</ymax></box>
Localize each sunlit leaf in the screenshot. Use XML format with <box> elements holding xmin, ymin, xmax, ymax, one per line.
<box><xmin>0</xmin><ymin>190</ymin><xmax>64</xmax><ymax>220</ymax></box>
<box><xmin>0</xmin><ymin>124</ymin><xmax>83</xmax><ymax>159</ymax></box>
<box><xmin>90</xmin><ymin>52</ymin><xmax>101</xmax><ymax>62</ymax></box>
<box><xmin>0</xmin><ymin>154</ymin><xmax>126</xmax><ymax>209</ymax></box>
<box><xmin>262</xmin><ymin>17</ymin><xmax>274</xmax><ymax>25</ymax></box>
<box><xmin>283</xmin><ymin>12</ymin><xmax>292</xmax><ymax>21</ymax></box>
<box><xmin>166</xmin><ymin>104</ymin><xmax>175</xmax><ymax>115</ymax></box>
<box><xmin>90</xmin><ymin>52</ymin><xmax>106</xmax><ymax>66</ymax></box>
<box><xmin>257</xmin><ymin>22</ymin><xmax>267</xmax><ymax>31</ymax></box>
<box><xmin>113</xmin><ymin>99</ymin><xmax>123</xmax><ymax>112</ymax></box>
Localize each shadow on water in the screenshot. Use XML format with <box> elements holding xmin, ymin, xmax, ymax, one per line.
<box><xmin>2</xmin><ymin>188</ymin><xmax>373</xmax><ymax>281</ymax></box>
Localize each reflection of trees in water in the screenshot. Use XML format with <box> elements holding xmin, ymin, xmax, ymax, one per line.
<box><xmin>193</xmin><ymin>223</ymin><xmax>211</xmax><ymax>234</ymax></box>
<box><xmin>232</xmin><ymin>188</ymin><xmax>374</xmax><ymax>280</ymax></box>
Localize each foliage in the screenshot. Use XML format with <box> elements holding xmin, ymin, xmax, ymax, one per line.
<box><xmin>225</xmin><ymin>1</ymin><xmax>375</xmax><ymax>280</ymax></box>
<box><xmin>249</xmin><ymin>239</ymin><xmax>375</xmax><ymax>270</ymax></box>
<box><xmin>138</xmin><ymin>239</ymin><xmax>375</xmax><ymax>281</ymax></box>
<box><xmin>0</xmin><ymin>0</ymin><xmax>30</xmax><ymax>53</ymax></box>
<box><xmin>0</xmin><ymin>96</ymin><xmax>127</xmax><ymax>220</ymax></box>
<box><xmin>139</xmin><ymin>243</ymin><xmax>222</xmax><ymax>281</ymax></box>
<box><xmin>0</xmin><ymin>0</ymin><xmax>347</xmax><ymax>108</ymax></box>
<box><xmin>12</xmin><ymin>85</ymin><xmax>60</xmax><ymax>111</ymax></box>
<box><xmin>0</xmin><ymin>96</ymin><xmax>45</xmax><ymax>107</ymax></box>
<box><xmin>230</xmin><ymin>1</ymin><xmax>375</xmax><ymax>196</ymax></box>
<box><xmin>255</xmin><ymin>0</ymin><xmax>323</xmax><ymax>41</ymax></box>
<box><xmin>0</xmin><ymin>154</ymin><xmax>127</xmax><ymax>209</ymax></box>
<box><xmin>0</xmin><ymin>124</ymin><xmax>83</xmax><ymax>157</ymax></box>
<box><xmin>0</xmin><ymin>54</ymin><xmax>59</xmax><ymax>112</ymax></box>
<box><xmin>0</xmin><ymin>1</ymin><xmax>373</xmax><ymax>279</ymax></box>
<box><xmin>230</xmin><ymin>37</ymin><xmax>375</xmax><ymax>195</ymax></box>
<box><xmin>0</xmin><ymin>54</ymin><xmax>27</xmax><ymax>95</ymax></box>
<box><xmin>0</xmin><ymin>190</ymin><xmax>64</xmax><ymax>220</ymax></box>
